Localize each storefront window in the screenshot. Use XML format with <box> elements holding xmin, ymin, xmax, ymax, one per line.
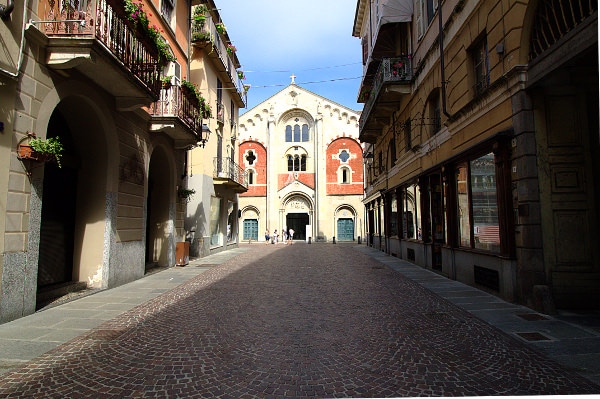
<box><xmin>470</xmin><ymin>153</ymin><xmax>500</xmax><ymax>252</ymax></box>
<box><xmin>455</xmin><ymin>153</ymin><xmax>500</xmax><ymax>253</ymax></box>
<box><xmin>210</xmin><ymin>197</ymin><xmax>221</xmax><ymax>246</ymax></box>
<box><xmin>456</xmin><ymin>165</ymin><xmax>470</xmax><ymax>247</ymax></box>
<box><xmin>403</xmin><ymin>184</ymin><xmax>421</xmax><ymax>239</ymax></box>
<box><xmin>390</xmin><ymin>193</ymin><xmax>398</xmax><ymax>236</ymax></box>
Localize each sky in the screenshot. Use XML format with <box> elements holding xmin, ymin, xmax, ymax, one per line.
<box><xmin>213</xmin><ymin>0</ymin><xmax>364</xmax><ymax>113</ymax></box>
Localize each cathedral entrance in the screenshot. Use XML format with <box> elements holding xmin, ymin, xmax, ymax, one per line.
<box><xmin>286</xmin><ymin>213</ymin><xmax>309</xmax><ymax>241</ymax></box>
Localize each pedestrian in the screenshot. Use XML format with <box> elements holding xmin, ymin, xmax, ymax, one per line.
<box><xmin>288</xmin><ymin>228</ymin><xmax>294</xmax><ymax>244</ymax></box>
<box><xmin>265</xmin><ymin>229</ymin><xmax>270</xmax><ymax>245</ymax></box>
<box><xmin>283</xmin><ymin>226</ymin><xmax>288</xmax><ymax>244</ymax></box>
<box><xmin>272</xmin><ymin>229</ymin><xmax>278</xmax><ymax>244</ymax></box>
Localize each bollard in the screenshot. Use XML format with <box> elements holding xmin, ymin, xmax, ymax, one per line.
<box><xmin>333</xmin><ymin>237</ymin><xmax>336</xmax><ymax>244</ymax></box>
<box><xmin>358</xmin><ymin>236</ymin><xmax>361</xmax><ymax>244</ymax></box>
<box><xmin>308</xmin><ymin>237</ymin><xmax>311</xmax><ymax>244</ymax></box>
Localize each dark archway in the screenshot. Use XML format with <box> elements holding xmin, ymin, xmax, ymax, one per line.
<box><xmin>146</xmin><ymin>146</ymin><xmax>172</xmax><ymax>268</ymax></box>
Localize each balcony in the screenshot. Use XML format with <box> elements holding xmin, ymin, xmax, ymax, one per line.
<box><xmin>359</xmin><ymin>57</ymin><xmax>412</xmax><ymax>143</ymax></box>
<box><xmin>213</xmin><ymin>157</ymin><xmax>248</xmax><ymax>193</ymax></box>
<box><xmin>27</xmin><ymin>0</ymin><xmax>163</xmax><ymax>109</ymax></box>
<box><xmin>191</xmin><ymin>15</ymin><xmax>247</xmax><ymax>108</ymax></box>
<box><xmin>149</xmin><ymin>84</ymin><xmax>207</xmax><ymax>148</ymax></box>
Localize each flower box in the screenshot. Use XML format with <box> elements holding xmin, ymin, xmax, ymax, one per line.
<box><xmin>18</xmin><ymin>144</ymin><xmax>55</xmax><ymax>163</ymax></box>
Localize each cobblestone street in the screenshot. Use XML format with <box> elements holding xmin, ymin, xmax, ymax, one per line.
<box><xmin>0</xmin><ymin>243</ymin><xmax>597</xmax><ymax>398</ymax></box>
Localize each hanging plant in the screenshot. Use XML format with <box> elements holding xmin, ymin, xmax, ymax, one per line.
<box><xmin>18</xmin><ymin>136</ymin><xmax>64</xmax><ymax>168</ymax></box>
<box><xmin>215</xmin><ymin>22</ymin><xmax>226</xmax><ymax>34</ymax></box>
<box><xmin>178</xmin><ymin>188</ymin><xmax>196</xmax><ymax>203</ymax></box>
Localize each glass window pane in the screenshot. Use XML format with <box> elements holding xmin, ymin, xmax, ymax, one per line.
<box><xmin>293</xmin><ymin>125</ymin><xmax>300</xmax><ymax>142</ymax></box>
<box><xmin>302</xmin><ymin>124</ymin><xmax>309</xmax><ymax>141</ymax></box>
<box><xmin>390</xmin><ymin>193</ymin><xmax>398</xmax><ymax>236</ymax></box>
<box><xmin>210</xmin><ymin>197</ymin><xmax>221</xmax><ymax>246</ymax></box>
<box><xmin>285</xmin><ymin>125</ymin><xmax>292</xmax><ymax>142</ymax></box>
<box><xmin>470</xmin><ymin>153</ymin><xmax>500</xmax><ymax>252</ymax></box>
<box><xmin>456</xmin><ymin>165</ymin><xmax>471</xmax><ymax>247</ymax></box>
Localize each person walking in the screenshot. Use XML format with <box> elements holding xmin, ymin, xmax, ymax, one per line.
<box><xmin>288</xmin><ymin>228</ymin><xmax>295</xmax><ymax>245</ymax></box>
<box><xmin>265</xmin><ymin>229</ymin><xmax>270</xmax><ymax>245</ymax></box>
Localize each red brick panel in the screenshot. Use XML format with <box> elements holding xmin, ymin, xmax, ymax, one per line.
<box><xmin>240</xmin><ymin>140</ymin><xmax>267</xmax><ymax>197</ymax></box>
<box><xmin>326</xmin><ymin>138</ymin><xmax>364</xmax><ymax>195</ymax></box>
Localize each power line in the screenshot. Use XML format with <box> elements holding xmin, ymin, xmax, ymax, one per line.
<box><xmin>248</xmin><ymin>76</ymin><xmax>362</xmax><ymax>89</ymax></box>
<box><xmin>243</xmin><ymin>62</ymin><xmax>362</xmax><ymax>74</ymax></box>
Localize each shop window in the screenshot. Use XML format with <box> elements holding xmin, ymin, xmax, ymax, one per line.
<box><xmin>390</xmin><ymin>193</ymin><xmax>398</xmax><ymax>236</ymax></box>
<box><xmin>210</xmin><ymin>197</ymin><xmax>221</xmax><ymax>246</ymax></box>
<box><xmin>455</xmin><ymin>153</ymin><xmax>500</xmax><ymax>252</ymax></box>
<box><xmin>403</xmin><ymin>184</ymin><xmax>421</xmax><ymax>240</ymax></box>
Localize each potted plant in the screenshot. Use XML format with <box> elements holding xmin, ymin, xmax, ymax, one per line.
<box><xmin>177</xmin><ymin>187</ymin><xmax>196</xmax><ymax>203</ymax></box>
<box><xmin>18</xmin><ymin>136</ymin><xmax>64</xmax><ymax>168</ymax></box>
<box><xmin>161</xmin><ymin>75</ymin><xmax>173</xmax><ymax>89</ymax></box>
<box><xmin>215</xmin><ymin>22</ymin><xmax>226</xmax><ymax>35</ymax></box>
<box><xmin>226</xmin><ymin>43</ymin><xmax>236</xmax><ymax>55</ymax></box>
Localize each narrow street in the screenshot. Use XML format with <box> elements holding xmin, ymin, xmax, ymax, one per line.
<box><xmin>0</xmin><ymin>243</ymin><xmax>597</xmax><ymax>398</ymax></box>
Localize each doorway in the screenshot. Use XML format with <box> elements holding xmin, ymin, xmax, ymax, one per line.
<box><xmin>337</xmin><ymin>218</ymin><xmax>355</xmax><ymax>241</ymax></box>
<box><xmin>286</xmin><ymin>213</ymin><xmax>309</xmax><ymax>241</ymax></box>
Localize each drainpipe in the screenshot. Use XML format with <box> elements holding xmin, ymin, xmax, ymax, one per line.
<box><xmin>0</xmin><ymin>0</ymin><xmax>14</xmax><ymax>19</ymax></box>
<box><xmin>439</xmin><ymin>1</ymin><xmax>451</xmax><ymax>118</ymax></box>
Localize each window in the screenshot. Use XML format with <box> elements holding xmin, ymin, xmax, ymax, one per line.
<box><xmin>285</xmin><ymin>123</ymin><xmax>309</xmax><ymax>142</ymax></box>
<box><xmin>403</xmin><ymin>184</ymin><xmax>422</xmax><ymax>239</ymax></box>
<box><xmin>427</xmin><ymin>89</ymin><xmax>441</xmax><ymax>136</ymax></box>
<box><xmin>416</xmin><ymin>0</ymin><xmax>438</xmax><ymax>38</ymax></box>
<box><xmin>287</xmin><ymin>154</ymin><xmax>307</xmax><ymax>172</ymax></box>
<box><xmin>245</xmin><ymin>150</ymin><xmax>256</xmax><ymax>165</ymax></box>
<box><xmin>247</xmin><ymin>169</ymin><xmax>254</xmax><ymax>185</ymax></box>
<box><xmin>404</xmin><ymin>118</ymin><xmax>412</xmax><ymax>151</ymax></box>
<box><xmin>471</xmin><ymin>35</ymin><xmax>490</xmax><ymax>95</ymax></box>
<box><xmin>455</xmin><ymin>153</ymin><xmax>500</xmax><ymax>252</ymax></box>
<box><xmin>340</xmin><ymin>167</ymin><xmax>351</xmax><ymax>183</ymax></box>
<box><xmin>210</xmin><ymin>197</ymin><xmax>221</xmax><ymax>246</ymax></box>
<box><xmin>339</xmin><ymin>150</ymin><xmax>350</xmax><ymax>163</ymax></box>
<box><xmin>161</xmin><ymin>0</ymin><xmax>174</xmax><ymax>24</ymax></box>
<box><xmin>390</xmin><ymin>193</ymin><xmax>398</xmax><ymax>236</ymax></box>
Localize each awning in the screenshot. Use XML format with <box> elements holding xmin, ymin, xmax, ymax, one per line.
<box><xmin>378</xmin><ymin>0</ymin><xmax>413</xmax><ymax>24</ymax></box>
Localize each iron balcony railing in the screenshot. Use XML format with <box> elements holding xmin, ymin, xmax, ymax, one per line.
<box><xmin>149</xmin><ymin>84</ymin><xmax>203</xmax><ymax>140</ymax></box>
<box><xmin>359</xmin><ymin>56</ymin><xmax>412</xmax><ymax>132</ymax></box>
<box><xmin>214</xmin><ymin>157</ymin><xmax>248</xmax><ymax>189</ymax></box>
<box><xmin>40</xmin><ymin>0</ymin><xmax>162</xmax><ymax>99</ymax></box>
<box><xmin>191</xmin><ymin>15</ymin><xmax>247</xmax><ymax>107</ymax></box>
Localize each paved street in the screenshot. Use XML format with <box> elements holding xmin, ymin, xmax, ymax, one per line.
<box><xmin>0</xmin><ymin>243</ymin><xmax>598</xmax><ymax>398</ymax></box>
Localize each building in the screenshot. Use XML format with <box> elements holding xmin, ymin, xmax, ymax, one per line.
<box><xmin>185</xmin><ymin>1</ymin><xmax>248</xmax><ymax>257</ymax></box>
<box><xmin>353</xmin><ymin>0</ymin><xmax>598</xmax><ymax>312</ymax></box>
<box><xmin>237</xmin><ymin>80</ymin><xmax>364</xmax><ymax>244</ymax></box>
<box><xmin>0</xmin><ymin>0</ymin><xmax>236</xmax><ymax>323</ymax></box>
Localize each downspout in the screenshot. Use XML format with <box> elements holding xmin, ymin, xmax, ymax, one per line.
<box><xmin>439</xmin><ymin>1</ymin><xmax>451</xmax><ymax>118</ymax></box>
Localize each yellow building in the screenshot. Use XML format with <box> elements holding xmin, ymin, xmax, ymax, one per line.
<box><xmin>354</xmin><ymin>0</ymin><xmax>598</xmax><ymax>311</ymax></box>
<box><xmin>0</xmin><ymin>0</ymin><xmax>236</xmax><ymax>323</ymax></box>
<box><xmin>185</xmin><ymin>1</ymin><xmax>248</xmax><ymax>257</ymax></box>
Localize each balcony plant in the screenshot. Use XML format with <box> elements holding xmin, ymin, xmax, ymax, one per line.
<box><xmin>161</xmin><ymin>75</ymin><xmax>173</xmax><ymax>89</ymax></box>
<box><xmin>123</xmin><ymin>0</ymin><xmax>176</xmax><ymax>65</ymax></box>
<box><xmin>215</xmin><ymin>22</ymin><xmax>226</xmax><ymax>35</ymax></box>
<box><xmin>192</xmin><ymin>5</ymin><xmax>207</xmax><ymax>29</ymax></box>
<box><xmin>226</xmin><ymin>43</ymin><xmax>236</xmax><ymax>55</ymax></box>
<box><xmin>18</xmin><ymin>136</ymin><xmax>64</xmax><ymax>168</ymax></box>
<box><xmin>237</xmin><ymin>70</ymin><xmax>246</xmax><ymax>80</ymax></box>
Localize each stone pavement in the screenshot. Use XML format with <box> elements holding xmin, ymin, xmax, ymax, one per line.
<box><xmin>0</xmin><ymin>243</ymin><xmax>598</xmax><ymax>397</ymax></box>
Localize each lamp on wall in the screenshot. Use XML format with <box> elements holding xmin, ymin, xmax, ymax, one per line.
<box><xmin>363</xmin><ymin>151</ymin><xmax>374</xmax><ymax>166</ymax></box>
<box><xmin>200</xmin><ymin>123</ymin><xmax>211</xmax><ymax>148</ymax></box>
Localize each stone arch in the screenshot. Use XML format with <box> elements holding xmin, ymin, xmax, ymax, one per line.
<box><xmin>31</xmin><ymin>81</ymin><xmax>118</xmax><ymax>304</ymax></box>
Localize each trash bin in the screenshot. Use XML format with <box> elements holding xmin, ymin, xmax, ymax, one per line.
<box><xmin>176</xmin><ymin>241</ymin><xmax>190</xmax><ymax>266</ymax></box>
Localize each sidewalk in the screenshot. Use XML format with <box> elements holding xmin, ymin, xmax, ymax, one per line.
<box><xmin>0</xmin><ymin>243</ymin><xmax>599</xmax><ymax>388</ymax></box>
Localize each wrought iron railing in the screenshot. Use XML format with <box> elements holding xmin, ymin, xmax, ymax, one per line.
<box><xmin>359</xmin><ymin>56</ymin><xmax>412</xmax><ymax>132</ymax></box>
<box><xmin>149</xmin><ymin>84</ymin><xmax>203</xmax><ymax>140</ymax></box>
<box><xmin>213</xmin><ymin>157</ymin><xmax>247</xmax><ymax>188</ymax></box>
<box><xmin>191</xmin><ymin>14</ymin><xmax>246</xmax><ymax>106</ymax></box>
<box><xmin>40</xmin><ymin>0</ymin><xmax>161</xmax><ymax>99</ymax></box>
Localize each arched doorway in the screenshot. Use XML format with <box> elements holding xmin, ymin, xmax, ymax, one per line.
<box><xmin>283</xmin><ymin>194</ymin><xmax>313</xmax><ymax>241</ymax></box>
<box><xmin>335</xmin><ymin>206</ymin><xmax>357</xmax><ymax>242</ymax></box>
<box><xmin>36</xmin><ymin>97</ymin><xmax>109</xmax><ymax>307</ymax></box>
<box><xmin>146</xmin><ymin>146</ymin><xmax>173</xmax><ymax>268</ymax></box>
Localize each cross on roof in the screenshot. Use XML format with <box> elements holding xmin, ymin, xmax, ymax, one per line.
<box><xmin>290</xmin><ymin>74</ymin><xmax>296</xmax><ymax>84</ymax></box>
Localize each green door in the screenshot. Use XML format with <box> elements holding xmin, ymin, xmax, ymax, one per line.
<box><xmin>243</xmin><ymin>219</ymin><xmax>258</xmax><ymax>241</ymax></box>
<box><xmin>337</xmin><ymin>218</ymin><xmax>354</xmax><ymax>241</ymax></box>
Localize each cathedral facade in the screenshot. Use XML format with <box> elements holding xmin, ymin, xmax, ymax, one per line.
<box><xmin>237</xmin><ymin>82</ymin><xmax>364</xmax><ymax>243</ymax></box>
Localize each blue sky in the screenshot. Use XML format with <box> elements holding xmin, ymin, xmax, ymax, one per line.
<box><xmin>214</xmin><ymin>0</ymin><xmax>364</xmax><ymax>112</ymax></box>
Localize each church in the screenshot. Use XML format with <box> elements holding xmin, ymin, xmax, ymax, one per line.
<box><xmin>237</xmin><ymin>78</ymin><xmax>364</xmax><ymax>243</ymax></box>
